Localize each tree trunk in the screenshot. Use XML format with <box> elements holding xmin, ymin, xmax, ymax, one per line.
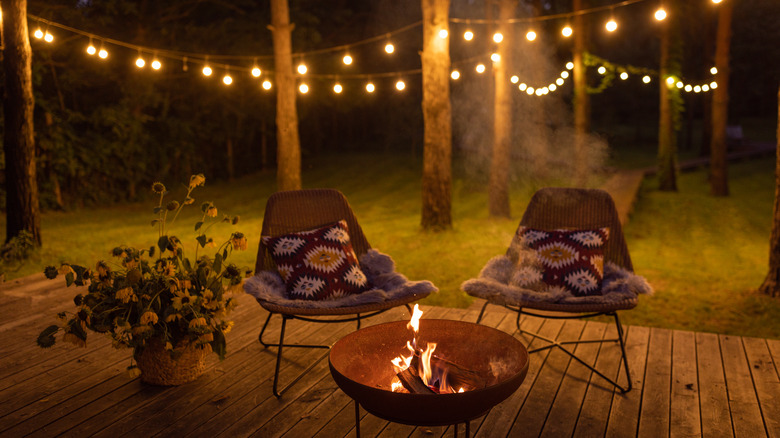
<box><xmin>269</xmin><ymin>0</ymin><xmax>301</xmax><ymax>191</ymax></box>
<box><xmin>572</xmin><ymin>0</ymin><xmax>589</xmax><ymax>184</ymax></box>
<box><xmin>2</xmin><ymin>0</ymin><xmax>42</xmax><ymax>246</ymax></box>
<box><xmin>420</xmin><ymin>0</ymin><xmax>452</xmax><ymax>231</ymax></box>
<box><xmin>657</xmin><ymin>1</ymin><xmax>678</xmax><ymax>192</ymax></box>
<box><xmin>488</xmin><ymin>0</ymin><xmax>514</xmax><ymax>218</ymax></box>
<box><xmin>710</xmin><ymin>0</ymin><xmax>733</xmax><ymax>197</ymax></box>
<box><xmin>758</xmin><ymin>86</ymin><xmax>780</xmax><ymax>297</ymax></box>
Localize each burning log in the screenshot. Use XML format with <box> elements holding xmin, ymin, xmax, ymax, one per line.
<box><xmin>395</xmin><ymin>352</ymin><xmax>485</xmax><ymax>394</ymax></box>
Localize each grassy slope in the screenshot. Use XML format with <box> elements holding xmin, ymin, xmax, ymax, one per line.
<box><xmin>2</xmin><ymin>152</ymin><xmax>778</xmax><ymax>339</ymax></box>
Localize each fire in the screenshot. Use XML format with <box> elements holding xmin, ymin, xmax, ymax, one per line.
<box><xmin>390</xmin><ymin>305</ymin><xmax>464</xmax><ymax>394</ymax></box>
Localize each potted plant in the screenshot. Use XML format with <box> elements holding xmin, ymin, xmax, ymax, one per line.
<box><xmin>37</xmin><ymin>175</ymin><xmax>249</xmax><ymax>385</ymax></box>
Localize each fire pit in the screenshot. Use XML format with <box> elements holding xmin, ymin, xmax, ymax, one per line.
<box><xmin>329</xmin><ymin>318</ymin><xmax>529</xmax><ymax>433</ymax></box>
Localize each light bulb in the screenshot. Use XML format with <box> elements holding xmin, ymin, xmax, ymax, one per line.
<box><xmin>223</xmin><ymin>75</ymin><xmax>232</xmax><ymax>85</ymax></box>
<box><xmin>549</xmin><ymin>84</ymin><xmax>557</xmax><ymax>91</ymax></box>
<box><xmin>526</xmin><ymin>30</ymin><xmax>537</xmax><ymax>41</ymax></box>
<box><xmin>202</xmin><ymin>66</ymin><xmax>212</xmax><ymax>76</ymax></box>
<box><xmin>451</xmin><ymin>70</ymin><xmax>460</xmax><ymax>80</ymax></box>
<box><xmin>334</xmin><ymin>83</ymin><xmax>343</xmax><ymax>93</ymax></box>
<box><xmin>561</xmin><ymin>71</ymin><xmax>569</xmax><ymax>79</ymax></box>
<box><xmin>598</xmin><ymin>66</ymin><xmax>607</xmax><ymax>75</ymax></box>
<box><xmin>526</xmin><ymin>87</ymin><xmax>535</xmax><ymax>95</ymax></box>
<box><xmin>33</xmin><ymin>29</ymin><xmax>43</xmax><ymax>39</ymax></box>
<box><xmin>464</xmin><ymin>31</ymin><xmax>474</xmax><ymax>41</ymax></box>
<box><xmin>666</xmin><ymin>76</ymin><xmax>675</xmax><ymax>85</ymax></box>
<box><xmin>712</xmin><ymin>0</ymin><xmax>722</xmax><ymax>3</ymax></box>
<box><xmin>655</xmin><ymin>8</ymin><xmax>667</xmax><ymax>21</ymax></box>
<box><xmin>385</xmin><ymin>43</ymin><xmax>394</xmax><ymax>54</ymax></box>
<box><xmin>519</xmin><ymin>83</ymin><xmax>528</xmax><ymax>91</ymax></box>
<box><xmin>476</xmin><ymin>64</ymin><xmax>486</xmax><ymax>74</ymax></box>
<box><xmin>299</xmin><ymin>83</ymin><xmax>309</xmax><ymax>94</ymax></box>
<box><xmin>493</xmin><ymin>32</ymin><xmax>503</xmax><ymax>43</ymax></box>
<box><xmin>438</xmin><ymin>29</ymin><xmax>448</xmax><ymax>39</ymax></box>
<box><xmin>98</xmin><ymin>48</ymin><xmax>108</xmax><ymax>59</ymax></box>
<box><xmin>510</xmin><ymin>75</ymin><xmax>519</xmax><ymax>84</ymax></box>
<box><xmin>710</xmin><ymin>81</ymin><xmax>718</xmax><ymax>89</ymax></box>
<box><xmin>556</xmin><ymin>78</ymin><xmax>564</xmax><ymax>86</ymax></box>
<box><xmin>44</xmin><ymin>32</ymin><xmax>53</xmax><ymax>43</ymax></box>
<box><xmin>694</xmin><ymin>85</ymin><xmax>701</xmax><ymax>93</ymax></box>
<box><xmin>710</xmin><ymin>67</ymin><xmax>718</xmax><ymax>75</ymax></box>
<box><xmin>702</xmin><ymin>84</ymin><xmax>710</xmax><ymax>92</ymax></box>
<box><xmin>535</xmin><ymin>89</ymin><xmax>543</xmax><ymax>96</ymax></box>
<box><xmin>491</xmin><ymin>53</ymin><xmax>500</xmax><ymax>62</ymax></box>
<box><xmin>136</xmin><ymin>57</ymin><xmax>145</xmax><ymax>68</ymax></box>
<box><xmin>86</xmin><ymin>44</ymin><xmax>96</xmax><ymax>55</ymax></box>
<box><xmin>262</xmin><ymin>80</ymin><xmax>272</xmax><ymax>90</ymax></box>
<box><xmin>606</xmin><ymin>19</ymin><xmax>618</xmax><ymax>32</ymax></box>
<box><xmin>562</xmin><ymin>26</ymin><xmax>573</xmax><ymax>37</ymax></box>
<box><xmin>366</xmin><ymin>82</ymin><xmax>375</xmax><ymax>93</ymax></box>
<box><xmin>642</xmin><ymin>75</ymin><xmax>651</xmax><ymax>84</ymax></box>
<box><xmin>566</xmin><ymin>62</ymin><xmax>574</xmax><ymax>70</ymax></box>
<box><xmin>343</xmin><ymin>55</ymin><xmax>353</xmax><ymax>65</ymax></box>
<box><xmin>297</xmin><ymin>63</ymin><xmax>307</xmax><ymax>75</ymax></box>
<box><xmin>395</xmin><ymin>80</ymin><xmax>405</xmax><ymax>91</ymax></box>
<box><xmin>620</xmin><ymin>72</ymin><xmax>629</xmax><ymax>80</ymax></box>
<box><xmin>676</xmin><ymin>81</ymin><xmax>684</xmax><ymax>88</ymax></box>
<box><xmin>251</xmin><ymin>67</ymin><xmax>261</xmax><ymax>77</ymax></box>
<box><xmin>685</xmin><ymin>84</ymin><xmax>693</xmax><ymax>92</ymax></box>
<box><xmin>151</xmin><ymin>60</ymin><xmax>161</xmax><ymax>70</ymax></box>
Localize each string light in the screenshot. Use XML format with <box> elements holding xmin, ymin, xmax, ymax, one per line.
<box><xmin>438</xmin><ymin>29</ymin><xmax>448</xmax><ymax>39</ymax></box>
<box><xmin>712</xmin><ymin>0</ymin><xmax>722</xmax><ymax>3</ymax></box>
<box><xmin>490</xmin><ymin>53</ymin><xmax>500</xmax><ymax>62</ymax></box>
<box><xmin>519</xmin><ymin>83</ymin><xmax>528</xmax><ymax>91</ymax></box>
<box><xmin>262</xmin><ymin>80</ymin><xmax>272</xmax><ymax>90</ymax></box>
<box><xmin>694</xmin><ymin>85</ymin><xmax>701</xmax><ymax>93</ymax></box>
<box><xmin>526</xmin><ymin>30</ymin><xmax>537</xmax><ymax>41</ymax></box>
<box><xmin>395</xmin><ymin>80</ymin><xmax>405</xmax><ymax>91</ymax></box>
<box><xmin>44</xmin><ymin>31</ymin><xmax>54</xmax><ymax>43</ymax></box>
<box><xmin>598</xmin><ymin>66</ymin><xmax>607</xmax><ymax>74</ymax></box>
<box><xmin>606</xmin><ymin>18</ymin><xmax>618</xmax><ymax>32</ymax></box>
<box><xmin>333</xmin><ymin>83</ymin><xmax>343</xmax><ymax>93</ymax></box>
<box><xmin>492</xmin><ymin>32</ymin><xmax>503</xmax><ymax>43</ymax></box>
<box><xmin>676</xmin><ymin>81</ymin><xmax>683</xmax><ymax>88</ymax></box>
<box><xmin>463</xmin><ymin>30</ymin><xmax>474</xmax><ymax>41</ymax></box>
<box><xmin>135</xmin><ymin>54</ymin><xmax>145</xmax><ymax>68</ymax></box>
<box><xmin>475</xmin><ymin>63</ymin><xmax>486</xmax><ymax>74</ymax></box>
<box><xmin>384</xmin><ymin>42</ymin><xmax>395</xmax><ymax>54</ymax></box>
<box><xmin>642</xmin><ymin>75</ymin><xmax>651</xmax><ymax>83</ymax></box>
<box><xmin>556</xmin><ymin>78</ymin><xmax>564</xmax><ymax>86</ymax></box>
<box><xmin>98</xmin><ymin>42</ymin><xmax>108</xmax><ymax>59</ymax></box>
<box><xmin>297</xmin><ymin>63</ymin><xmax>307</xmax><ymax>75</ymax></box>
<box><xmin>223</xmin><ymin>74</ymin><xmax>232</xmax><ymax>85</ymax></box>
<box><xmin>566</xmin><ymin>62</ymin><xmax>574</xmax><ymax>70</ymax></box>
<box><xmin>451</xmin><ymin>70</ymin><xmax>460</xmax><ymax>80</ymax></box>
<box><xmin>33</xmin><ymin>28</ymin><xmax>44</xmax><ymax>39</ymax></box>
<box><xmin>710</xmin><ymin>81</ymin><xmax>718</xmax><ymax>89</ymax></box>
<box><xmin>620</xmin><ymin>72</ymin><xmax>629</xmax><ymax>80</ymax></box>
<box><xmin>561</xmin><ymin>71</ymin><xmax>569</xmax><ymax>79</ymax></box>
<box><xmin>654</xmin><ymin>7</ymin><xmax>667</xmax><ymax>21</ymax></box>
<box><xmin>710</xmin><ymin>67</ymin><xmax>718</xmax><ymax>74</ymax></box>
<box><xmin>299</xmin><ymin>83</ymin><xmax>309</xmax><ymax>94</ymax></box>
<box><xmin>685</xmin><ymin>84</ymin><xmax>693</xmax><ymax>92</ymax></box>
<box><xmin>510</xmin><ymin>75</ymin><xmax>519</xmax><ymax>84</ymax></box>
<box><xmin>526</xmin><ymin>87</ymin><xmax>535</xmax><ymax>95</ymax></box>
<box><xmin>151</xmin><ymin>58</ymin><xmax>162</xmax><ymax>70</ymax></box>
<box><xmin>702</xmin><ymin>84</ymin><xmax>710</xmax><ymax>92</ymax></box>
<box><xmin>86</xmin><ymin>38</ymin><xmax>96</xmax><ymax>55</ymax></box>
<box><xmin>366</xmin><ymin>82</ymin><xmax>375</xmax><ymax>93</ymax></box>
<box><xmin>562</xmin><ymin>25</ymin><xmax>573</xmax><ymax>37</ymax></box>
<box><xmin>666</xmin><ymin>76</ymin><xmax>675</xmax><ymax>86</ymax></box>
<box><xmin>251</xmin><ymin>66</ymin><xmax>261</xmax><ymax>77</ymax></box>
<box><xmin>343</xmin><ymin>54</ymin><xmax>353</xmax><ymax>65</ymax></box>
<box><xmin>202</xmin><ymin>65</ymin><xmax>213</xmax><ymax>76</ymax></box>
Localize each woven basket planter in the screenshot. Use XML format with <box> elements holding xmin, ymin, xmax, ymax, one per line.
<box><xmin>134</xmin><ymin>338</ymin><xmax>208</xmax><ymax>386</ymax></box>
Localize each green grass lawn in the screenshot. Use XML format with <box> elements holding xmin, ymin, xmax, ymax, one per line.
<box><xmin>2</xmin><ymin>152</ymin><xmax>779</xmax><ymax>339</ymax></box>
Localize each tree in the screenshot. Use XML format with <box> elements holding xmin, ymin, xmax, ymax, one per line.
<box><xmin>572</xmin><ymin>0</ymin><xmax>589</xmax><ymax>184</ymax></box>
<box><xmin>420</xmin><ymin>0</ymin><xmax>452</xmax><ymax>231</ymax></box>
<box><xmin>710</xmin><ymin>0</ymin><xmax>733</xmax><ymax>197</ymax></box>
<box><xmin>269</xmin><ymin>0</ymin><xmax>301</xmax><ymax>191</ymax></box>
<box><xmin>657</xmin><ymin>0</ymin><xmax>680</xmax><ymax>192</ymax></box>
<box><xmin>2</xmin><ymin>0</ymin><xmax>42</xmax><ymax>245</ymax></box>
<box><xmin>488</xmin><ymin>0</ymin><xmax>514</xmax><ymax>218</ymax></box>
<box><xmin>758</xmin><ymin>86</ymin><xmax>780</xmax><ymax>297</ymax></box>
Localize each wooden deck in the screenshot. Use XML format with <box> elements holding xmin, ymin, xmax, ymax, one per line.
<box><xmin>1</xmin><ymin>274</ymin><xmax>779</xmax><ymax>437</ymax></box>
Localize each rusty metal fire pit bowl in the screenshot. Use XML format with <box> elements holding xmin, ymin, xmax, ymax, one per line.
<box><xmin>329</xmin><ymin>319</ymin><xmax>529</xmax><ymax>431</ymax></box>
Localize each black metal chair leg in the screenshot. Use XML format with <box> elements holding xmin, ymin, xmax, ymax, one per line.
<box><xmin>476</xmin><ymin>301</ymin><xmax>490</xmax><ymax>324</ymax></box>
<box><xmin>354</xmin><ymin>400</ymin><xmax>361</xmax><ymax>438</ymax></box>
<box><xmin>613</xmin><ymin>312</ymin><xmax>632</xmax><ymax>393</ymax></box>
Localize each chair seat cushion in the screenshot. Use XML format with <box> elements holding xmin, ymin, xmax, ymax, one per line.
<box><xmin>261</xmin><ymin>220</ymin><xmax>370</xmax><ymax>301</ymax></box>
<box><xmin>244</xmin><ymin>249</ymin><xmax>437</xmax><ymax>311</ymax></box>
<box><xmin>510</xmin><ymin>226</ymin><xmax>609</xmax><ymax>297</ymax></box>
<box><xmin>461</xmin><ymin>255</ymin><xmax>653</xmax><ymax>307</ymax></box>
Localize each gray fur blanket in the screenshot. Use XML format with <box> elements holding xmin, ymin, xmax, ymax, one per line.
<box><xmin>244</xmin><ymin>249</ymin><xmax>437</xmax><ymax>309</ymax></box>
<box><xmin>461</xmin><ymin>255</ymin><xmax>653</xmax><ymax>306</ymax></box>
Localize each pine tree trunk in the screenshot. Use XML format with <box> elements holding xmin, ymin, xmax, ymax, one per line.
<box><xmin>420</xmin><ymin>0</ymin><xmax>452</xmax><ymax>231</ymax></box>
<box><xmin>710</xmin><ymin>0</ymin><xmax>733</xmax><ymax>197</ymax></box>
<box><xmin>572</xmin><ymin>0</ymin><xmax>589</xmax><ymax>184</ymax></box>
<box><xmin>657</xmin><ymin>3</ymin><xmax>678</xmax><ymax>192</ymax></box>
<box><xmin>759</xmin><ymin>86</ymin><xmax>780</xmax><ymax>297</ymax></box>
<box><xmin>269</xmin><ymin>0</ymin><xmax>301</xmax><ymax>191</ymax></box>
<box><xmin>488</xmin><ymin>0</ymin><xmax>514</xmax><ymax>218</ymax></box>
<box><xmin>2</xmin><ymin>0</ymin><xmax>42</xmax><ymax>245</ymax></box>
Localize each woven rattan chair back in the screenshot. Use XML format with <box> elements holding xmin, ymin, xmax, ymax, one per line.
<box><xmin>254</xmin><ymin>189</ymin><xmax>371</xmax><ymax>274</ymax></box>
<box><xmin>515</xmin><ymin>187</ymin><xmax>633</xmax><ymax>271</ymax></box>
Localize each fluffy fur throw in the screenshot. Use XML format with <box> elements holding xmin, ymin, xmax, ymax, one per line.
<box><xmin>461</xmin><ymin>255</ymin><xmax>653</xmax><ymax>306</ymax></box>
<box><xmin>244</xmin><ymin>249</ymin><xmax>437</xmax><ymax>309</ymax></box>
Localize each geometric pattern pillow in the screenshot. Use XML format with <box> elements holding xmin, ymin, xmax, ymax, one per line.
<box><xmin>515</xmin><ymin>226</ymin><xmax>609</xmax><ymax>296</ymax></box>
<box><xmin>261</xmin><ymin>220</ymin><xmax>370</xmax><ymax>301</ymax></box>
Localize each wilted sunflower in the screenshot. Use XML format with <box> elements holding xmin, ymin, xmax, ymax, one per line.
<box><xmin>152</xmin><ymin>182</ymin><xmax>166</xmax><ymax>194</ymax></box>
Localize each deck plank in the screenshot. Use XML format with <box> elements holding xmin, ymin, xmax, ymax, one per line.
<box><xmin>1</xmin><ymin>274</ymin><xmax>780</xmax><ymax>437</ymax></box>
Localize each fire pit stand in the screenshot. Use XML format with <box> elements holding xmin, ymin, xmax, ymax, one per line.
<box><xmin>329</xmin><ymin>319</ymin><xmax>529</xmax><ymax>436</ymax></box>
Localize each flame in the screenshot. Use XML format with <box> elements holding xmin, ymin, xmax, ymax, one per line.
<box><xmin>391</xmin><ymin>378</ymin><xmax>404</xmax><ymax>392</ymax></box>
<box><xmin>420</xmin><ymin>342</ymin><xmax>437</xmax><ymax>385</ymax></box>
<box><xmin>407</xmin><ymin>304</ymin><xmax>423</xmax><ymax>333</ymax></box>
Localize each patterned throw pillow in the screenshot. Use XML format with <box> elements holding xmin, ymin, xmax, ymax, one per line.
<box><xmin>261</xmin><ymin>220</ymin><xmax>370</xmax><ymax>300</ymax></box>
<box><xmin>514</xmin><ymin>226</ymin><xmax>609</xmax><ymax>296</ymax></box>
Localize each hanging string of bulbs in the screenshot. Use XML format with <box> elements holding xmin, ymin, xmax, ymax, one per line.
<box><xmin>24</xmin><ymin>0</ymin><xmax>724</xmax><ymax>97</ymax></box>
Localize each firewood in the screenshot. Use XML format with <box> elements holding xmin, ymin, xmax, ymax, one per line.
<box><xmin>396</xmin><ymin>367</ymin><xmax>435</xmax><ymax>394</ymax></box>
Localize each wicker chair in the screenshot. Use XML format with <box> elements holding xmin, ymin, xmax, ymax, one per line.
<box><xmin>463</xmin><ymin>187</ymin><xmax>641</xmax><ymax>393</ymax></box>
<box><xmin>246</xmin><ymin>189</ymin><xmax>436</xmax><ymax>397</ymax></box>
